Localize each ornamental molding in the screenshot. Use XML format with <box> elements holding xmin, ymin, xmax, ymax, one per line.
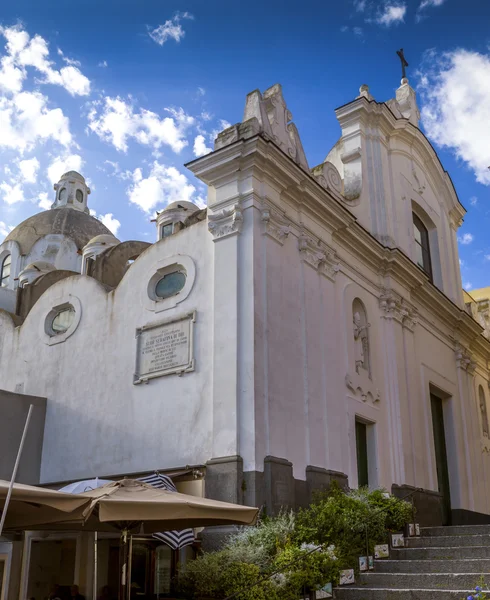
<box><xmin>208</xmin><ymin>204</ymin><xmax>243</xmax><ymax>240</ymax></box>
<box><xmin>345</xmin><ymin>373</ymin><xmax>381</xmax><ymax>405</ymax></box>
<box><xmin>261</xmin><ymin>208</ymin><xmax>290</xmax><ymax>245</ymax></box>
<box><xmin>455</xmin><ymin>343</ymin><xmax>476</xmax><ymax>374</ymax></box>
<box><xmin>298</xmin><ymin>232</ymin><xmax>340</xmax><ymax>281</ymax></box>
<box><xmin>379</xmin><ymin>289</ymin><xmax>418</xmax><ymax>331</ymax></box>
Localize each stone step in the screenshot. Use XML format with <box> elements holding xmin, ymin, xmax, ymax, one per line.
<box><xmin>393</xmin><ymin>545</ymin><xmax>490</xmax><ymax>559</ymax></box>
<box><xmin>356</xmin><ymin>572</ymin><xmax>489</xmax><ymax>589</ymax></box>
<box><xmin>407</xmin><ymin>534</ymin><xmax>490</xmax><ymax>547</ymax></box>
<box><xmin>334</xmin><ymin>588</ymin><xmax>488</xmax><ymax>599</ymax></box>
<box><xmin>375</xmin><ymin>558</ymin><xmax>490</xmax><ymax>573</ymax></box>
<box><xmin>421</xmin><ymin>524</ymin><xmax>490</xmax><ymax>537</ymax></box>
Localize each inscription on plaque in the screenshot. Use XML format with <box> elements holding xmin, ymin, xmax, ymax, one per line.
<box><xmin>134</xmin><ymin>312</ymin><xmax>195</xmax><ymax>384</ymax></box>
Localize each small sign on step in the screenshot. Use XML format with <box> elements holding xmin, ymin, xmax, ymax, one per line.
<box><xmin>339</xmin><ymin>569</ymin><xmax>355</xmax><ymax>586</ymax></box>
<box><xmin>407</xmin><ymin>523</ymin><xmax>421</xmax><ymax>537</ymax></box>
<box><xmin>391</xmin><ymin>533</ymin><xmax>405</xmax><ymax>548</ymax></box>
<box><xmin>359</xmin><ymin>556</ymin><xmax>368</xmax><ymax>571</ymax></box>
<box><xmin>368</xmin><ymin>556</ymin><xmax>374</xmax><ymax>570</ymax></box>
<box><xmin>374</xmin><ymin>544</ymin><xmax>389</xmax><ymax>558</ymax></box>
<box><xmin>315</xmin><ymin>583</ymin><xmax>333</xmax><ymax>599</ymax></box>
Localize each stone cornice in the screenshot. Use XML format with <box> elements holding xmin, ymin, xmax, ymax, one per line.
<box><xmin>187</xmin><ymin>133</ymin><xmax>490</xmax><ymax>360</ymax></box>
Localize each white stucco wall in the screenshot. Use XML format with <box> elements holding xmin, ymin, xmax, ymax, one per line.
<box><xmin>0</xmin><ymin>221</ymin><xmax>215</xmax><ymax>483</ymax></box>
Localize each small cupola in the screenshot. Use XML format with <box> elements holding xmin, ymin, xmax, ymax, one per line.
<box><xmin>18</xmin><ymin>261</ymin><xmax>56</xmax><ymax>287</ymax></box>
<box><xmin>53</xmin><ymin>171</ymin><xmax>91</xmax><ymax>213</ymax></box>
<box><xmin>82</xmin><ymin>233</ymin><xmax>120</xmax><ymax>275</ymax></box>
<box><xmin>154</xmin><ymin>201</ymin><xmax>200</xmax><ymax>241</ymax></box>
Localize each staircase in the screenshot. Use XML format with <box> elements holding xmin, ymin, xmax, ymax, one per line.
<box><xmin>334</xmin><ymin>525</ymin><xmax>490</xmax><ymax>599</ymax></box>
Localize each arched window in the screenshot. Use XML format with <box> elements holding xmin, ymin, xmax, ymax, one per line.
<box><xmin>0</xmin><ymin>254</ymin><xmax>11</xmax><ymax>287</ymax></box>
<box><xmin>479</xmin><ymin>385</ymin><xmax>489</xmax><ymax>438</ymax></box>
<box><xmin>413</xmin><ymin>213</ymin><xmax>432</xmax><ymax>281</ymax></box>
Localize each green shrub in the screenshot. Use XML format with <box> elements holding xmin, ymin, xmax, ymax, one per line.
<box><xmin>271</xmin><ymin>542</ymin><xmax>340</xmax><ymax>599</ymax></box>
<box><xmin>179</xmin><ymin>485</ymin><xmax>414</xmax><ymax>598</ymax></box>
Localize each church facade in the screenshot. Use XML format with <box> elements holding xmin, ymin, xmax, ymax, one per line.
<box><xmin>1</xmin><ymin>77</ymin><xmax>490</xmax><ymax>599</ymax></box>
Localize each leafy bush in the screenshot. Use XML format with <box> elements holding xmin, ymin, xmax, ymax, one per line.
<box><xmin>179</xmin><ymin>485</ymin><xmax>414</xmax><ymax>598</ymax></box>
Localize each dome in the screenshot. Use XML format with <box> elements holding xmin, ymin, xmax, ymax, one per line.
<box><xmin>22</xmin><ymin>261</ymin><xmax>56</xmax><ymax>272</ymax></box>
<box><xmin>161</xmin><ymin>201</ymin><xmax>200</xmax><ymax>213</ymax></box>
<box><xmin>18</xmin><ymin>261</ymin><xmax>56</xmax><ymax>287</ymax></box>
<box><xmin>83</xmin><ymin>233</ymin><xmax>120</xmax><ymax>250</ymax></box>
<box><xmin>5</xmin><ymin>207</ymin><xmax>113</xmax><ymax>255</ymax></box>
<box><xmin>61</xmin><ymin>170</ymin><xmax>85</xmax><ymax>182</ymax></box>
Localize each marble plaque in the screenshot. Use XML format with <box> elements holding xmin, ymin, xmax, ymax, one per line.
<box><xmin>391</xmin><ymin>533</ymin><xmax>405</xmax><ymax>548</ymax></box>
<box><xmin>359</xmin><ymin>556</ymin><xmax>368</xmax><ymax>571</ymax></box>
<box><xmin>134</xmin><ymin>312</ymin><xmax>195</xmax><ymax>384</ymax></box>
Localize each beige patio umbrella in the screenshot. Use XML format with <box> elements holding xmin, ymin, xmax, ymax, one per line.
<box><xmin>4</xmin><ymin>479</ymin><xmax>259</xmax><ymax>600</ymax></box>
<box><xmin>0</xmin><ymin>478</ymin><xmax>90</xmax><ymax>535</ymax></box>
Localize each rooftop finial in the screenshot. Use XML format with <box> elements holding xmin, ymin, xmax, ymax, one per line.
<box><xmin>396</xmin><ymin>48</ymin><xmax>409</xmax><ymax>83</ymax></box>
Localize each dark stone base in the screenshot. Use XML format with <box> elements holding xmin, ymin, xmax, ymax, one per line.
<box><xmin>205</xmin><ymin>455</ymin><xmax>243</xmax><ymax>504</ymax></box>
<box><xmin>452</xmin><ymin>508</ymin><xmax>490</xmax><ymax>525</ymax></box>
<box><xmin>206</xmin><ymin>455</ymin><xmax>349</xmax><ymax>517</ymax></box>
<box><xmin>392</xmin><ymin>484</ymin><xmax>443</xmax><ymax>527</ymax></box>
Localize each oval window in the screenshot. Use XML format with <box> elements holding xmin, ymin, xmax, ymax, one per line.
<box><xmin>76</xmin><ymin>189</ymin><xmax>84</xmax><ymax>203</ymax></box>
<box><xmin>155</xmin><ymin>271</ymin><xmax>186</xmax><ymax>299</ymax></box>
<box><xmin>51</xmin><ymin>306</ymin><xmax>76</xmax><ymax>334</ymax></box>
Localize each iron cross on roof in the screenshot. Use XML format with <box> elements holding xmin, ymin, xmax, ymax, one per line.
<box><xmin>396</xmin><ymin>48</ymin><xmax>409</xmax><ymax>79</ymax></box>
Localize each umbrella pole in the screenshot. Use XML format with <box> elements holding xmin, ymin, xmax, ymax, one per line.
<box><xmin>120</xmin><ymin>529</ymin><xmax>129</xmax><ymax>600</ymax></box>
<box><xmin>93</xmin><ymin>531</ymin><xmax>98</xmax><ymax>600</ymax></box>
<box><xmin>0</xmin><ymin>404</ymin><xmax>34</xmax><ymax>537</ymax></box>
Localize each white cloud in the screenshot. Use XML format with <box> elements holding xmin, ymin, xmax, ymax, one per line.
<box><xmin>38</xmin><ymin>192</ymin><xmax>52</xmax><ymax>210</ymax></box>
<box><xmin>57</xmin><ymin>48</ymin><xmax>81</xmax><ymax>67</ymax></box>
<box><xmin>459</xmin><ymin>258</ymin><xmax>465</xmax><ymax>267</ymax></box>
<box><xmin>193</xmin><ymin>134</ymin><xmax>212</xmax><ymax>157</ymax></box>
<box><xmin>0</xmin><ymin>25</ymin><xmax>91</xmax><ymax>96</ymax></box>
<box><xmin>18</xmin><ymin>157</ymin><xmax>40</xmax><ymax>183</ymax></box>
<box><xmin>99</xmin><ymin>213</ymin><xmax>121</xmax><ymax>236</ymax></box>
<box><xmin>148</xmin><ymin>12</ymin><xmax>193</xmax><ymax>46</ymax></box>
<box><xmin>0</xmin><ymin>221</ymin><xmax>14</xmax><ymax>237</ymax></box>
<box><xmin>0</xmin><ymin>181</ymin><xmax>24</xmax><ymax>204</ymax></box>
<box><xmin>485</xmin><ymin>255</ymin><xmax>490</xmax><ymax>261</ymax></box>
<box><xmin>458</xmin><ymin>233</ymin><xmax>474</xmax><ymax>245</ymax></box>
<box><xmin>463</xmin><ymin>281</ymin><xmax>473</xmax><ymax>291</ymax></box>
<box><xmin>88</xmin><ymin>96</ymin><xmax>194</xmax><ymax>153</ymax></box>
<box><xmin>376</xmin><ymin>4</ymin><xmax>407</xmax><ymax>25</ymax></box>
<box><xmin>353</xmin><ymin>27</ymin><xmax>364</xmax><ymax>36</ymax></box>
<box><xmin>418</xmin><ymin>0</ymin><xmax>445</xmax><ymax>13</ymax></box>
<box><xmin>197</xmin><ymin>86</ymin><xmax>205</xmax><ymax>96</ymax></box>
<box><xmin>127</xmin><ymin>161</ymin><xmax>197</xmax><ymax>213</ymax></box>
<box><xmin>98</xmin><ymin>60</ymin><xmax>108</xmax><ymax>68</ymax></box>
<box><xmin>470</xmin><ymin>196</ymin><xmax>478</xmax><ymax>206</ymax></box>
<box><xmin>419</xmin><ymin>49</ymin><xmax>490</xmax><ymax>186</ymax></box>
<box><xmin>47</xmin><ymin>154</ymin><xmax>84</xmax><ymax>184</ymax></box>
<box><xmin>0</xmin><ymin>90</ymin><xmax>72</xmax><ymax>152</ymax></box>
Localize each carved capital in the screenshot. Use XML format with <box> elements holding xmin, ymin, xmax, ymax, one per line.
<box><xmin>298</xmin><ymin>233</ymin><xmax>340</xmax><ymax>281</ymax></box>
<box><xmin>208</xmin><ymin>204</ymin><xmax>243</xmax><ymax>240</ymax></box>
<box><xmin>261</xmin><ymin>208</ymin><xmax>290</xmax><ymax>245</ymax></box>
<box><xmin>379</xmin><ymin>289</ymin><xmax>418</xmax><ymax>330</ymax></box>
<box><xmin>455</xmin><ymin>343</ymin><xmax>476</xmax><ymax>374</ymax></box>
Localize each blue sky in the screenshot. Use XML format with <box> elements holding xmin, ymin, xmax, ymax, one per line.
<box><xmin>0</xmin><ymin>0</ymin><xmax>489</xmax><ymax>289</ymax></box>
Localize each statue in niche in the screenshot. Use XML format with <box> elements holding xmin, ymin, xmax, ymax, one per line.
<box><xmin>353</xmin><ymin>304</ymin><xmax>371</xmax><ymax>377</ymax></box>
<box><xmin>479</xmin><ymin>386</ymin><xmax>489</xmax><ymax>438</ymax></box>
